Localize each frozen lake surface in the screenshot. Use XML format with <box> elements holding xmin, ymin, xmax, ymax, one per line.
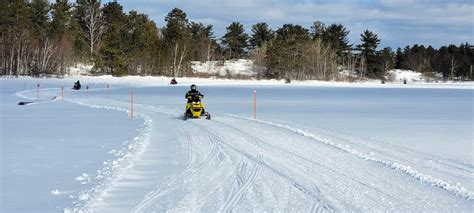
<box><xmin>1</xmin><ymin>78</ymin><xmax>473</xmax><ymax>212</ymax></box>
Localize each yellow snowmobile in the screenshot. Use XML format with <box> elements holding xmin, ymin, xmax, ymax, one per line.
<box><xmin>184</xmin><ymin>96</ymin><xmax>211</xmax><ymax>120</ymax></box>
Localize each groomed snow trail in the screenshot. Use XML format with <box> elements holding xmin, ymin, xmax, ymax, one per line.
<box><xmin>16</xmin><ymin>87</ymin><xmax>474</xmax><ymax>212</ymax></box>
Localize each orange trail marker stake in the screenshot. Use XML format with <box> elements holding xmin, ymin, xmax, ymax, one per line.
<box><xmin>253</xmin><ymin>89</ymin><xmax>257</xmax><ymax>119</ymax></box>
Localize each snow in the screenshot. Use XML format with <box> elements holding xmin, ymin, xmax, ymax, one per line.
<box><xmin>232</xmin><ymin>115</ymin><xmax>474</xmax><ymax>200</ymax></box>
<box><xmin>389</xmin><ymin>69</ymin><xmax>424</xmax><ymax>82</ymax></box>
<box><xmin>191</xmin><ymin>59</ymin><xmax>254</xmax><ymax>77</ymax></box>
<box><xmin>1</xmin><ymin>77</ymin><xmax>473</xmax><ymax>212</ymax></box>
<box><xmin>66</xmin><ymin>64</ymin><xmax>93</xmax><ymax>76</ymax></box>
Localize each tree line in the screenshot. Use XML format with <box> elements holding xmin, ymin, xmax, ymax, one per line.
<box><xmin>1</xmin><ymin>1</ymin><xmax>472</xmax><ymax>81</ymax></box>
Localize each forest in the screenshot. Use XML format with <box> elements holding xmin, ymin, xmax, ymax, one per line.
<box><xmin>1</xmin><ymin>0</ymin><xmax>472</xmax><ymax>81</ymax></box>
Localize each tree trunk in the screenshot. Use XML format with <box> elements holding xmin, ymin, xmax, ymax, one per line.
<box><xmin>177</xmin><ymin>44</ymin><xmax>188</xmax><ymax>77</ymax></box>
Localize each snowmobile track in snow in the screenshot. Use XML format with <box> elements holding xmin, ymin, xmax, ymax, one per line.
<box><xmin>16</xmin><ymin>87</ymin><xmax>471</xmax><ymax>212</ymax></box>
<box><xmin>228</xmin><ymin>114</ymin><xmax>474</xmax><ymax>201</ymax></box>
<box><xmin>221</xmin><ymin>155</ymin><xmax>262</xmax><ymax>212</ymax></box>
<box><xmin>190</xmin><ymin>122</ymin><xmax>338</xmax><ymax>211</ymax></box>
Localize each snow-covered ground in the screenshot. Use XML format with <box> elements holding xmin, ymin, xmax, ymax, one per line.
<box><xmin>1</xmin><ymin>77</ymin><xmax>473</xmax><ymax>212</ymax></box>
<box><xmin>191</xmin><ymin>59</ymin><xmax>254</xmax><ymax>77</ymax></box>
<box><xmin>66</xmin><ymin>64</ymin><xmax>94</xmax><ymax>76</ymax></box>
<box><xmin>390</xmin><ymin>69</ymin><xmax>424</xmax><ymax>82</ymax></box>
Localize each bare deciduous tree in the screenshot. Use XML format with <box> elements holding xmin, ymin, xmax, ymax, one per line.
<box><xmin>82</xmin><ymin>3</ymin><xmax>104</xmax><ymax>55</ymax></box>
<box><xmin>450</xmin><ymin>57</ymin><xmax>458</xmax><ymax>81</ymax></box>
<box><xmin>250</xmin><ymin>43</ymin><xmax>267</xmax><ymax>79</ymax></box>
<box><xmin>171</xmin><ymin>42</ymin><xmax>188</xmax><ymax>77</ymax></box>
<box><xmin>31</xmin><ymin>36</ymin><xmax>60</xmax><ymax>75</ymax></box>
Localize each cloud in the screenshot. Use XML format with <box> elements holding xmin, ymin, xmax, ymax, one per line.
<box><xmin>119</xmin><ymin>0</ymin><xmax>474</xmax><ymax>48</ymax></box>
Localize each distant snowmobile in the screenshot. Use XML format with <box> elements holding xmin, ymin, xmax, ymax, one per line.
<box><xmin>184</xmin><ymin>84</ymin><xmax>210</xmax><ymax>120</ymax></box>
<box><xmin>170</xmin><ymin>78</ymin><xmax>178</xmax><ymax>85</ymax></box>
<box><xmin>72</xmin><ymin>80</ymin><xmax>81</xmax><ymax>90</ymax></box>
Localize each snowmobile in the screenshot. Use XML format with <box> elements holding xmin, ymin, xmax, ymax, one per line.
<box><xmin>170</xmin><ymin>78</ymin><xmax>178</xmax><ymax>85</ymax></box>
<box><xmin>72</xmin><ymin>81</ymin><xmax>81</xmax><ymax>90</ymax></box>
<box><xmin>184</xmin><ymin>96</ymin><xmax>211</xmax><ymax>120</ymax></box>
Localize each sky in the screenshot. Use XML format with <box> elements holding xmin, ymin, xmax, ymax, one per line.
<box><xmin>115</xmin><ymin>0</ymin><xmax>473</xmax><ymax>49</ymax></box>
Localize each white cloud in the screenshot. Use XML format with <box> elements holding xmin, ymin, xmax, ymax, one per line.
<box><xmin>119</xmin><ymin>0</ymin><xmax>474</xmax><ymax>48</ymax></box>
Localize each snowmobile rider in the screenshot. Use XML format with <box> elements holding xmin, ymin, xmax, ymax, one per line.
<box><xmin>185</xmin><ymin>84</ymin><xmax>204</xmax><ymax>103</ymax></box>
<box><xmin>73</xmin><ymin>80</ymin><xmax>81</xmax><ymax>90</ymax></box>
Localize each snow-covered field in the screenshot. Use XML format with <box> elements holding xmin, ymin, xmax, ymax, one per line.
<box><xmin>1</xmin><ymin>77</ymin><xmax>473</xmax><ymax>212</ymax></box>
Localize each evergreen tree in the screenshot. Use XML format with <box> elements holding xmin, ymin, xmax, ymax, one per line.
<box><xmin>29</xmin><ymin>0</ymin><xmax>50</xmax><ymax>39</ymax></box>
<box><xmin>321</xmin><ymin>23</ymin><xmax>352</xmax><ymax>59</ymax></box>
<box><xmin>395</xmin><ymin>47</ymin><xmax>403</xmax><ymax>69</ymax></box>
<box><xmin>163</xmin><ymin>8</ymin><xmax>190</xmax><ymax>43</ymax></box>
<box><xmin>190</xmin><ymin>21</ymin><xmax>215</xmax><ymax>62</ymax></box>
<box><xmin>1</xmin><ymin>0</ymin><xmax>33</xmax><ymax>75</ymax></box>
<box><xmin>221</xmin><ymin>22</ymin><xmax>249</xmax><ymax>59</ymax></box>
<box><xmin>162</xmin><ymin>8</ymin><xmax>191</xmax><ymax>76</ymax></box>
<box><xmin>50</xmin><ymin>0</ymin><xmax>72</xmax><ymax>40</ymax></box>
<box><xmin>51</xmin><ymin>0</ymin><xmax>78</xmax><ymax>75</ymax></box>
<box><xmin>127</xmin><ymin>10</ymin><xmax>161</xmax><ymax>75</ymax></box>
<box><xmin>100</xmin><ymin>1</ymin><xmax>128</xmax><ymax>76</ymax></box>
<box><xmin>266</xmin><ymin>24</ymin><xmax>311</xmax><ymax>79</ymax></box>
<box><xmin>249</xmin><ymin>22</ymin><xmax>273</xmax><ymax>49</ymax></box>
<box><xmin>190</xmin><ymin>22</ymin><xmax>213</xmax><ymax>42</ymax></box>
<box><xmin>356</xmin><ymin>30</ymin><xmax>380</xmax><ymax>77</ymax></box>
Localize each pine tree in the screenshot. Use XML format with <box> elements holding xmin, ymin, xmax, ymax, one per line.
<box><xmin>2</xmin><ymin>0</ymin><xmax>33</xmax><ymax>75</ymax></box>
<box><xmin>395</xmin><ymin>47</ymin><xmax>403</xmax><ymax>69</ymax></box>
<box><xmin>356</xmin><ymin>30</ymin><xmax>380</xmax><ymax>77</ymax></box>
<box><xmin>321</xmin><ymin>23</ymin><xmax>352</xmax><ymax>59</ymax></box>
<box><xmin>100</xmin><ymin>1</ymin><xmax>128</xmax><ymax>76</ymax></box>
<box><xmin>221</xmin><ymin>22</ymin><xmax>248</xmax><ymax>59</ymax></box>
<box><xmin>51</xmin><ymin>0</ymin><xmax>77</xmax><ymax>75</ymax></box>
<box><xmin>50</xmin><ymin>0</ymin><xmax>71</xmax><ymax>40</ymax></box>
<box><xmin>127</xmin><ymin>11</ymin><xmax>161</xmax><ymax>75</ymax></box>
<box><xmin>190</xmin><ymin>21</ymin><xmax>215</xmax><ymax>62</ymax></box>
<box><xmin>249</xmin><ymin>22</ymin><xmax>273</xmax><ymax>49</ymax></box>
<box><xmin>29</xmin><ymin>0</ymin><xmax>50</xmax><ymax>39</ymax></box>
<box><xmin>266</xmin><ymin>24</ymin><xmax>311</xmax><ymax>79</ymax></box>
<box><xmin>162</xmin><ymin>8</ymin><xmax>191</xmax><ymax>77</ymax></box>
<box><xmin>163</xmin><ymin>8</ymin><xmax>190</xmax><ymax>43</ymax></box>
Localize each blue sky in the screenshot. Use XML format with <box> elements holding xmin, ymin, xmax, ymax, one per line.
<box><xmin>115</xmin><ymin>0</ymin><xmax>473</xmax><ymax>49</ymax></box>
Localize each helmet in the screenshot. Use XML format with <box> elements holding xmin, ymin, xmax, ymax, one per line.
<box><xmin>190</xmin><ymin>84</ymin><xmax>197</xmax><ymax>91</ymax></box>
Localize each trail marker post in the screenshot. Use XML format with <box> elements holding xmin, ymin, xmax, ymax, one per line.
<box><xmin>253</xmin><ymin>89</ymin><xmax>257</xmax><ymax>119</ymax></box>
<box><xmin>106</xmin><ymin>83</ymin><xmax>109</xmax><ymax>99</ymax></box>
<box><xmin>61</xmin><ymin>86</ymin><xmax>64</xmax><ymax>100</ymax></box>
<box><xmin>37</xmin><ymin>83</ymin><xmax>40</xmax><ymax>100</ymax></box>
<box><xmin>130</xmin><ymin>88</ymin><xmax>134</xmax><ymax>120</ymax></box>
